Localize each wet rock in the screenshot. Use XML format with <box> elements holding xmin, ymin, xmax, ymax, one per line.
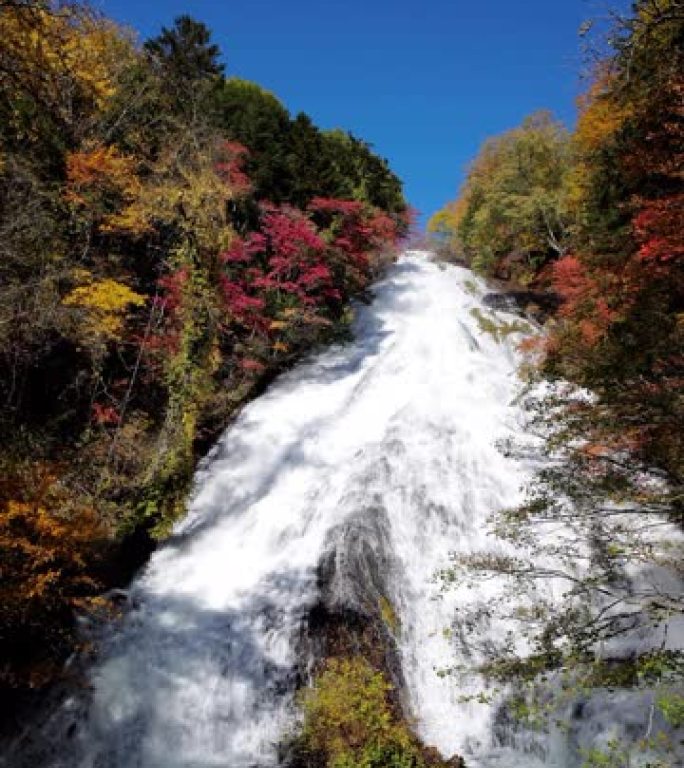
<box><xmin>482</xmin><ymin>293</ymin><xmax>520</xmax><ymax>313</ymax></box>
<box><xmin>302</xmin><ymin>507</ymin><xmax>406</xmax><ymax>697</ymax></box>
<box><xmin>483</xmin><ymin>290</ymin><xmax>561</xmax><ymax>323</ymax></box>
<box><xmin>289</xmin><ymin>509</ymin><xmax>466</xmax><ymax>767</ymax></box>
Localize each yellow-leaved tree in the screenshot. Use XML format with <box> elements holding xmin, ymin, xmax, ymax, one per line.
<box><xmin>63</xmin><ymin>272</ymin><xmax>145</xmax><ymax>348</ymax></box>
<box><xmin>427</xmin><ymin>197</ymin><xmax>468</xmax><ymax>261</ymax></box>
<box><xmin>0</xmin><ymin>4</ymin><xmax>135</xmax><ymax>145</ymax></box>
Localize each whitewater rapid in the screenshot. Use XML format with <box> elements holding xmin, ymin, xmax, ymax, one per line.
<box><xmin>7</xmin><ymin>252</ymin><xmax>677</xmax><ymax>768</ymax></box>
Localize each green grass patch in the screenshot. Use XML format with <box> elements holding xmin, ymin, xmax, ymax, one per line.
<box><xmin>297</xmin><ymin>657</ymin><xmax>451</xmax><ymax>768</ymax></box>
<box><xmin>379</xmin><ymin>596</ymin><xmax>401</xmax><ymax>635</ymax></box>
<box><xmin>469</xmin><ymin>307</ymin><xmax>532</xmax><ymax>342</ymax></box>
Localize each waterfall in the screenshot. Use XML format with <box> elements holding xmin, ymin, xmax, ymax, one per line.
<box><xmin>4</xmin><ymin>253</ymin><xmax>681</xmax><ymax>768</ymax></box>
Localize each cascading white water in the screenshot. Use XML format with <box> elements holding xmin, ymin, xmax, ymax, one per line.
<box><xmin>6</xmin><ymin>252</ymin><xmax>680</xmax><ymax>768</ymax></box>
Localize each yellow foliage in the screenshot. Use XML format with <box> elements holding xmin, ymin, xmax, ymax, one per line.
<box><xmin>428</xmin><ymin>196</ymin><xmax>469</xmax><ymax>253</ymax></box>
<box><xmin>65</xmin><ymin>144</ymin><xmax>153</xmax><ymax>235</ymax></box>
<box><xmin>60</xmin><ymin>19</ymin><xmax>126</xmax><ymax>107</ymax></box>
<box><xmin>121</xmin><ymin>143</ymin><xmax>236</xmax><ymax>252</ymax></box>
<box><xmin>83</xmin><ymin>138</ymin><xmax>238</xmax><ymax>250</ymax></box>
<box><xmin>574</xmin><ymin>74</ymin><xmax>631</xmax><ymax>154</ymax></box>
<box><xmin>0</xmin><ymin>5</ymin><xmax>134</xmax><ymax>130</ymax></box>
<box><xmin>100</xmin><ymin>204</ymin><xmax>153</xmax><ymax>238</ymax></box>
<box><xmin>63</xmin><ymin>276</ymin><xmax>145</xmax><ymax>340</ymax></box>
<box><xmin>272</xmin><ymin>341</ymin><xmax>289</xmax><ymax>353</ymax></box>
<box><xmin>567</xmin><ymin>72</ymin><xmax>633</xmax><ymax>219</ymax></box>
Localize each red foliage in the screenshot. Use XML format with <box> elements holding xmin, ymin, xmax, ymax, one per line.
<box><xmin>157</xmin><ymin>267</ymin><xmax>190</xmax><ymax>314</ymax></box>
<box><xmin>92</xmin><ymin>402</ymin><xmax>120</xmax><ymax>425</ymax></box>
<box><xmin>308</xmin><ymin>197</ymin><xmax>364</xmax><ymax>216</ymax></box>
<box><xmin>220</xmin><ymin>277</ymin><xmax>267</xmax><ymax>328</ymax></box>
<box><xmin>220</xmin><ymin>205</ymin><xmax>338</xmax><ymax>328</ymax></box>
<box><xmin>308</xmin><ymin>198</ymin><xmax>400</xmax><ymax>250</ymax></box>
<box><xmin>551</xmin><ymin>255</ymin><xmax>593</xmax><ymax>314</ymax></box>
<box><xmin>216</xmin><ymin>199</ymin><xmax>399</xmax><ymax>370</ymax></box>
<box><xmin>551</xmin><ymin>255</ymin><xmax>621</xmax><ymax>347</ymax></box>
<box><xmin>632</xmin><ymin>193</ymin><xmax>684</xmax><ymax>267</ymax></box>
<box><xmin>147</xmin><ymin>268</ymin><xmax>192</xmax><ymax>356</ymax></box>
<box><xmin>260</xmin><ymin>205</ymin><xmax>327</xmax><ymax>281</ymax></box>
<box><xmin>239</xmin><ymin>358</ymin><xmax>266</xmax><ymax>373</ymax></box>
<box><xmin>308</xmin><ymin>197</ymin><xmax>399</xmax><ymax>287</ymax></box>
<box><xmin>215</xmin><ymin>140</ymin><xmax>251</xmax><ymax>195</ymax></box>
<box><xmin>398</xmin><ymin>205</ymin><xmax>420</xmax><ymax>242</ymax></box>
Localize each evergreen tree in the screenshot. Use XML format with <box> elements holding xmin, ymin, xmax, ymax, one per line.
<box><xmin>144</xmin><ymin>15</ymin><xmax>224</xmax><ymax>82</ymax></box>
<box><xmin>144</xmin><ymin>15</ymin><xmax>224</xmax><ymax>120</ymax></box>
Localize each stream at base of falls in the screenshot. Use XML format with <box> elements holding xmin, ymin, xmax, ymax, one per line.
<box><xmin>3</xmin><ymin>252</ymin><xmax>682</xmax><ymax>768</ymax></box>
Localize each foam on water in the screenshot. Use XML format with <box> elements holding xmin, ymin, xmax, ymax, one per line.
<box><xmin>6</xmin><ymin>253</ymin><xmax>680</xmax><ymax>768</ymax></box>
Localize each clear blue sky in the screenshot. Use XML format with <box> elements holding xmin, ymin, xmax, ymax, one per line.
<box><xmin>95</xmin><ymin>0</ymin><xmax>624</xmax><ymax>225</ymax></box>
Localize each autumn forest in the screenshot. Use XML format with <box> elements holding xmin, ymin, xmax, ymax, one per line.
<box><xmin>0</xmin><ymin>1</ymin><xmax>408</xmax><ymax>701</ymax></box>
<box><xmin>0</xmin><ymin>1</ymin><xmax>683</xmax><ymax>766</ymax></box>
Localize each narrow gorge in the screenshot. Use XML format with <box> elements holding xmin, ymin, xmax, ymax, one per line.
<box><xmin>5</xmin><ymin>253</ymin><xmax>680</xmax><ymax>768</ymax></box>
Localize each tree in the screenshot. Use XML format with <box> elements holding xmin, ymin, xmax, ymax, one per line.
<box><xmin>427</xmin><ymin>198</ymin><xmax>467</xmax><ymax>261</ymax></box>
<box><xmin>213</xmin><ymin>78</ymin><xmax>292</xmax><ymax>203</ymax></box>
<box><xmin>144</xmin><ymin>15</ymin><xmax>224</xmax><ymax>81</ymax></box>
<box><xmin>0</xmin><ymin>2</ymin><xmax>135</xmax><ymax>161</ymax></box>
<box><xmin>440</xmin><ymin>4</ymin><xmax>684</xmax><ymax>762</ymax></box>
<box><xmin>144</xmin><ymin>15</ymin><xmax>224</xmax><ymax>122</ymax></box>
<box><xmin>433</xmin><ymin>111</ymin><xmax>573</xmax><ymax>278</ymax></box>
<box><xmin>0</xmin><ymin>1</ymin><xmax>406</xmax><ymax>700</ymax></box>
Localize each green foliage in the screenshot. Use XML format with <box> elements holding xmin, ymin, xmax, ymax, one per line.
<box><xmin>657</xmin><ymin>692</ymin><xmax>684</xmax><ymax>728</ymax></box>
<box><xmin>297</xmin><ymin>658</ymin><xmax>433</xmax><ymax>768</ymax></box>
<box><xmin>144</xmin><ymin>15</ymin><xmax>224</xmax><ymax>81</ymax></box>
<box><xmin>469</xmin><ymin>308</ymin><xmax>532</xmax><ymax>342</ymax></box>
<box><xmin>0</xmin><ymin>2</ymin><xmax>407</xmax><ymax>696</ymax></box>
<box><xmin>322</xmin><ymin>129</ymin><xmax>407</xmax><ymax>216</ymax></box>
<box><xmin>143</xmin><ymin>14</ymin><xmax>224</xmax><ymax>120</ymax></box>
<box><xmin>438</xmin><ymin>7</ymin><xmax>683</xmax><ymax>762</ymax></box>
<box><xmin>379</xmin><ymin>596</ymin><xmax>401</xmax><ymax>635</ymax></box>
<box><xmin>580</xmin><ymin>741</ymin><xmax>630</xmax><ymax>768</ymax></box>
<box><xmin>507</xmin><ymin>694</ymin><xmax>545</xmax><ymax>730</ymax></box>
<box><xmin>213</xmin><ymin>78</ymin><xmax>291</xmax><ymax>203</ymax></box>
<box><xmin>213</xmin><ymin>79</ymin><xmax>407</xmax><ymax>220</ymax></box>
<box><xmin>433</xmin><ymin>111</ymin><xmax>573</xmax><ymax>278</ymax></box>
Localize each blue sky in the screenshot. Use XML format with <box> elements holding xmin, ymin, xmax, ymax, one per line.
<box><xmin>96</xmin><ymin>0</ymin><xmax>623</xmax><ymax>224</ymax></box>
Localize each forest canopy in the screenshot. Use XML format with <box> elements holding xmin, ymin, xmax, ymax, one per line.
<box><xmin>0</xmin><ymin>1</ymin><xmax>408</xmax><ymax>702</ymax></box>
<box><xmin>432</xmin><ymin>2</ymin><xmax>683</xmax><ymax>760</ymax></box>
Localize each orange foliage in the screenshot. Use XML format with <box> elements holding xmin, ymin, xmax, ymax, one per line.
<box><xmin>552</xmin><ymin>255</ymin><xmax>592</xmax><ymax>312</ymax></box>
<box><xmin>574</xmin><ymin>71</ymin><xmax>631</xmax><ymax>155</ymax></box>
<box><xmin>66</xmin><ymin>145</ymin><xmax>138</xmax><ymax>199</ymax></box>
<box><xmin>65</xmin><ymin>144</ymin><xmax>149</xmax><ymax>233</ymax></box>
<box><xmin>517</xmin><ymin>335</ymin><xmax>547</xmax><ymax>355</ymax></box>
<box><xmin>0</xmin><ymin>465</ymin><xmax>107</xmax><ymax>632</ymax></box>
